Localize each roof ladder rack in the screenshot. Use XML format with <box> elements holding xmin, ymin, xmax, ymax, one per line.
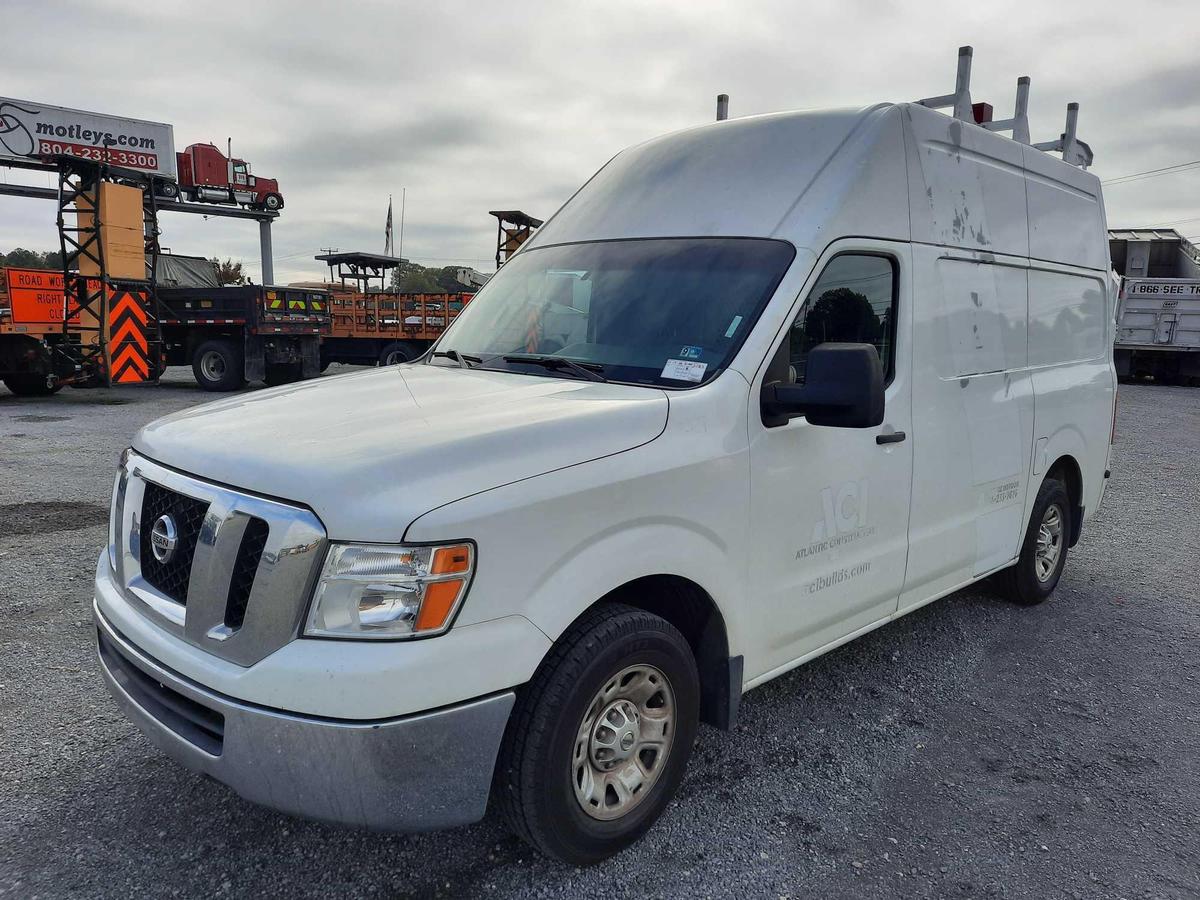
<box><xmin>917</xmin><ymin>45</ymin><xmax>1095</xmax><ymax>169</ymax></box>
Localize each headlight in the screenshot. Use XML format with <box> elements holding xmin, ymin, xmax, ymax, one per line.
<box><xmin>304</xmin><ymin>542</ymin><xmax>474</xmax><ymax>639</ymax></box>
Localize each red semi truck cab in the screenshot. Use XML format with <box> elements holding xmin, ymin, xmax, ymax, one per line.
<box><xmin>175</xmin><ymin>143</ymin><xmax>283</xmax><ymax>211</ymax></box>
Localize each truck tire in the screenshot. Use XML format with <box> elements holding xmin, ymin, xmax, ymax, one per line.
<box><xmin>996</xmin><ymin>477</ymin><xmax>1071</xmax><ymax>606</ymax></box>
<box><xmin>264</xmin><ymin>362</ymin><xmax>302</xmax><ymax>386</ymax></box>
<box><xmin>378</xmin><ymin>341</ymin><xmax>417</xmax><ymax>366</ymax></box>
<box><xmin>263</xmin><ymin>193</ymin><xmax>283</xmax><ymax>211</ymax></box>
<box><xmin>2</xmin><ymin>373</ymin><xmax>61</xmax><ymax>396</ymax></box>
<box><xmin>192</xmin><ymin>340</ymin><xmax>245</xmax><ymax>392</ymax></box>
<box><xmin>493</xmin><ymin>603</ymin><xmax>700</xmax><ymax>865</ymax></box>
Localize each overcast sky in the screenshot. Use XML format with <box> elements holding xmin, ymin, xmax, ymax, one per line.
<box><xmin>2</xmin><ymin>0</ymin><xmax>1197</xmax><ymax>284</ymax></box>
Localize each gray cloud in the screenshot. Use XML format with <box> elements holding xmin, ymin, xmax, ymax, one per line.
<box><xmin>2</xmin><ymin>0</ymin><xmax>1199</xmax><ymax>279</ymax></box>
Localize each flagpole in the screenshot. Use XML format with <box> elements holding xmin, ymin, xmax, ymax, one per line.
<box><xmin>398</xmin><ymin>188</ymin><xmax>406</xmax><ymax>262</ymax></box>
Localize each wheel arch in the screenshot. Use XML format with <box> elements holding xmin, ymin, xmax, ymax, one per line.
<box><xmin>580</xmin><ymin>574</ymin><xmax>741</xmax><ymax>731</ymax></box>
<box><xmin>1045</xmin><ymin>454</ymin><xmax>1084</xmax><ymax>546</ymax></box>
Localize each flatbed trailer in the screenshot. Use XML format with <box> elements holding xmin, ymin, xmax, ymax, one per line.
<box><xmin>320</xmin><ymin>289</ymin><xmax>473</xmax><ymax>366</ymax></box>
<box><xmin>157</xmin><ymin>284</ymin><xmax>330</xmax><ymax>390</ymax></box>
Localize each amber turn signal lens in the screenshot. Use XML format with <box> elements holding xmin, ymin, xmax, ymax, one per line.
<box><xmin>415</xmin><ymin>579</ymin><xmax>465</xmax><ymax>632</ymax></box>
<box><xmin>431</xmin><ymin>544</ymin><xmax>472</xmax><ymax>575</ymax></box>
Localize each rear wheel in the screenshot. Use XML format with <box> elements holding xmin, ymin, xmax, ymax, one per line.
<box><xmin>192</xmin><ymin>340</ymin><xmax>245</xmax><ymax>392</ymax></box>
<box><xmin>996</xmin><ymin>477</ymin><xmax>1071</xmax><ymax>605</ymax></box>
<box><xmin>264</xmin><ymin>361</ymin><xmax>302</xmax><ymax>386</ymax></box>
<box><xmin>378</xmin><ymin>341</ymin><xmax>418</xmax><ymax>366</ymax></box>
<box><xmin>494</xmin><ymin>603</ymin><xmax>700</xmax><ymax>865</ymax></box>
<box><xmin>2</xmin><ymin>373</ymin><xmax>61</xmax><ymax>396</ymax></box>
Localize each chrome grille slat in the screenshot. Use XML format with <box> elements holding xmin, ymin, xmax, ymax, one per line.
<box><xmin>113</xmin><ymin>451</ymin><xmax>327</xmax><ymax>667</ymax></box>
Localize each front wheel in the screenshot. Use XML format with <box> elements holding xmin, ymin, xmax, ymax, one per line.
<box><xmin>996</xmin><ymin>477</ymin><xmax>1071</xmax><ymax>605</ymax></box>
<box><xmin>263</xmin><ymin>193</ymin><xmax>283</xmax><ymax>211</ymax></box>
<box><xmin>493</xmin><ymin>604</ymin><xmax>699</xmax><ymax>865</ymax></box>
<box><xmin>2</xmin><ymin>373</ymin><xmax>61</xmax><ymax>396</ymax></box>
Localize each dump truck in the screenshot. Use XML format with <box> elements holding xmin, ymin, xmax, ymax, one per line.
<box><xmin>156</xmin><ymin>284</ymin><xmax>328</xmax><ymax>390</ymax></box>
<box><xmin>1110</xmin><ymin>229</ymin><xmax>1200</xmax><ymax>383</ymax></box>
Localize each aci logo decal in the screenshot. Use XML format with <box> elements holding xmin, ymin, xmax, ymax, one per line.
<box><xmin>795</xmin><ymin>478</ymin><xmax>875</xmax><ymax>561</ymax></box>
<box><xmin>811</xmin><ymin>478</ymin><xmax>869</xmax><ymax>542</ymax></box>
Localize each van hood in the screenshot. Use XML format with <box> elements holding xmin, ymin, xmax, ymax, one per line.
<box><xmin>134</xmin><ymin>365</ymin><xmax>668</xmax><ymax>540</ymax></box>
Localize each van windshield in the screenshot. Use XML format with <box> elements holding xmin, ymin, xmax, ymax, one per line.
<box><xmin>431</xmin><ymin>238</ymin><xmax>795</xmax><ymax>387</ymax></box>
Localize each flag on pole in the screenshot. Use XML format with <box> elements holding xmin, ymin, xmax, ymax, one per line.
<box><xmin>384</xmin><ymin>196</ymin><xmax>394</xmax><ymax>256</ymax></box>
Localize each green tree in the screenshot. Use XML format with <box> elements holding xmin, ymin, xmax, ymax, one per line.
<box><xmin>799</xmin><ymin>287</ymin><xmax>883</xmax><ymax>354</ymax></box>
<box><xmin>389</xmin><ymin>260</ymin><xmax>440</xmax><ymax>292</ymax></box>
<box><xmin>211</xmin><ymin>257</ymin><xmax>246</xmax><ymax>286</ymax></box>
<box><xmin>1</xmin><ymin>248</ymin><xmax>60</xmax><ymax>270</ymax></box>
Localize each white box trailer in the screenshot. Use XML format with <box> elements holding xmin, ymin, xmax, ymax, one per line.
<box><xmin>1110</xmin><ymin>229</ymin><xmax>1200</xmax><ymax>382</ymax></box>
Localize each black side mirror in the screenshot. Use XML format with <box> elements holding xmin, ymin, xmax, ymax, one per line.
<box><xmin>761</xmin><ymin>342</ymin><xmax>884</xmax><ymax>428</ymax></box>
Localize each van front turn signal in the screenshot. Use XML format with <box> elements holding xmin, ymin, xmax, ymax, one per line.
<box><xmin>304</xmin><ymin>542</ymin><xmax>474</xmax><ymax>639</ymax></box>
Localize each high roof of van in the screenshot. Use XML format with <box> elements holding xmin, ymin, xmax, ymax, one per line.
<box><xmin>526</xmin><ymin>103</ymin><xmax>1108</xmax><ymax>272</ymax></box>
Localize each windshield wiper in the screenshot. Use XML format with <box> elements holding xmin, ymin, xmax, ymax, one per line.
<box><xmin>501</xmin><ymin>354</ymin><xmax>608</xmax><ymax>383</ymax></box>
<box><xmin>431</xmin><ymin>349</ymin><xmax>481</xmax><ymax>368</ymax></box>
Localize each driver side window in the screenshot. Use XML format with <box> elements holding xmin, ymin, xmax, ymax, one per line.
<box><xmin>788</xmin><ymin>254</ymin><xmax>897</xmax><ymax>384</ymax></box>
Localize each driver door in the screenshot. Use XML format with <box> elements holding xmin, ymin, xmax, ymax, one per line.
<box><xmin>745</xmin><ymin>243</ymin><xmax>914</xmax><ymax>678</ymax></box>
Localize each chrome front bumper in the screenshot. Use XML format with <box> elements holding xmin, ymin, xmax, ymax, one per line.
<box><xmin>95</xmin><ymin>603</ymin><xmax>515</xmax><ymax>831</ymax></box>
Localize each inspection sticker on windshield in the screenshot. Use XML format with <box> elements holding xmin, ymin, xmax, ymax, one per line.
<box><xmin>679</xmin><ymin>345</ymin><xmax>703</xmax><ymax>359</ymax></box>
<box><xmin>661</xmin><ymin>359</ymin><xmax>707</xmax><ymax>382</ymax></box>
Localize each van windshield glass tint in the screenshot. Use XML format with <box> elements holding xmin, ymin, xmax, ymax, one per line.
<box><xmin>432</xmin><ymin>238</ymin><xmax>795</xmax><ymax>387</ymax></box>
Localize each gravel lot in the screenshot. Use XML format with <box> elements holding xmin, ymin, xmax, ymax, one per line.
<box><xmin>1</xmin><ymin>370</ymin><xmax>1197</xmax><ymax>899</ymax></box>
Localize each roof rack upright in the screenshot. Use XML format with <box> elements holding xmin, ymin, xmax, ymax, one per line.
<box><xmin>982</xmin><ymin>76</ymin><xmax>1032</xmax><ymax>144</ymax></box>
<box><xmin>917</xmin><ymin>45</ymin><xmax>975</xmax><ymax>122</ymax></box>
<box><xmin>1033</xmin><ymin>102</ymin><xmax>1094</xmax><ymax>169</ymax></box>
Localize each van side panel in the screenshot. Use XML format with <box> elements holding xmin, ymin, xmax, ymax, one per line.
<box><xmin>902</xmin><ymin>246</ymin><xmax>1035</xmax><ymax>606</ymax></box>
<box><xmin>902</xmin><ymin>104</ymin><xmax>1030</xmax><ymax>259</ymax></box>
<box><xmin>1022</xmin><ymin>147</ymin><xmax>1108</xmax><ymax>271</ymax></box>
<box><xmin>1025</xmin><ymin>262</ymin><xmax>1114</xmax><ymax>531</ymax></box>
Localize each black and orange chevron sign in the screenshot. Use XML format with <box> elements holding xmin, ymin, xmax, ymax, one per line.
<box><xmin>108</xmin><ymin>290</ymin><xmax>152</xmax><ymax>384</ymax></box>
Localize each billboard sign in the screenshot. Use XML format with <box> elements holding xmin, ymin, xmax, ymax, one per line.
<box><xmin>0</xmin><ymin>98</ymin><xmax>176</xmax><ymax>180</ymax></box>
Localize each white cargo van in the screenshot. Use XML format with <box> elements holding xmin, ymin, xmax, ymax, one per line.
<box><xmin>94</xmin><ymin>76</ymin><xmax>1116</xmax><ymax>864</ymax></box>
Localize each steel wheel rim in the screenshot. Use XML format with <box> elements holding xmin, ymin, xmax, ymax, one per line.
<box><xmin>1034</xmin><ymin>503</ymin><xmax>1063</xmax><ymax>582</ymax></box>
<box><xmin>572</xmin><ymin>663</ymin><xmax>675</xmax><ymax>821</ymax></box>
<box><xmin>200</xmin><ymin>350</ymin><xmax>226</xmax><ymax>382</ymax></box>
<box><xmin>384</xmin><ymin>351</ymin><xmax>404</xmax><ymax>365</ymax></box>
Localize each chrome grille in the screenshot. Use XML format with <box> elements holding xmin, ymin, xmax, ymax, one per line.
<box><xmin>111</xmin><ymin>451</ymin><xmax>327</xmax><ymax>667</ymax></box>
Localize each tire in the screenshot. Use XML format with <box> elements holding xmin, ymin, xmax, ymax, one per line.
<box><xmin>378</xmin><ymin>341</ymin><xmax>415</xmax><ymax>366</ymax></box>
<box><xmin>263</xmin><ymin>193</ymin><xmax>283</xmax><ymax>211</ymax></box>
<box><xmin>996</xmin><ymin>477</ymin><xmax>1071</xmax><ymax>605</ymax></box>
<box><xmin>192</xmin><ymin>340</ymin><xmax>245</xmax><ymax>392</ymax></box>
<box><xmin>2</xmin><ymin>373</ymin><xmax>61</xmax><ymax>396</ymax></box>
<box><xmin>263</xmin><ymin>362</ymin><xmax>302</xmax><ymax>386</ymax></box>
<box><xmin>494</xmin><ymin>603</ymin><xmax>700</xmax><ymax>865</ymax></box>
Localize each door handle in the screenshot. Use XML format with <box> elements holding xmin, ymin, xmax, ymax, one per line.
<box><xmin>876</xmin><ymin>431</ymin><xmax>906</xmax><ymax>445</ymax></box>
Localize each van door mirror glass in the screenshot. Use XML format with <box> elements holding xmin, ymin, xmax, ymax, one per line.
<box><xmin>761</xmin><ymin>342</ymin><xmax>884</xmax><ymax>428</ymax></box>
